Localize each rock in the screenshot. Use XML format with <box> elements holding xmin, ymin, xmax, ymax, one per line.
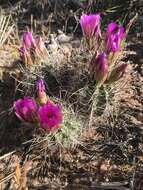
<box><xmin>57</xmin><ymin>30</ymin><xmax>73</xmax><ymax>44</ymax></box>
<box><xmin>46</xmin><ymin>34</ymin><xmax>58</xmax><ymax>52</ymax></box>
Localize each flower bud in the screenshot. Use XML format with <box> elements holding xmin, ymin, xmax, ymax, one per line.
<box><xmin>106</xmin><ymin>22</ymin><xmax>126</xmax><ymax>54</ymax></box>
<box><xmin>19</xmin><ymin>46</ymin><xmax>33</xmax><ymax>65</ymax></box>
<box><xmin>108</xmin><ymin>64</ymin><xmax>128</xmax><ymax>83</ymax></box>
<box><xmin>90</xmin><ymin>53</ymin><xmax>108</xmax><ymax>86</ymax></box>
<box><xmin>36</xmin><ymin>79</ymin><xmax>48</xmax><ymax>105</ymax></box>
<box><xmin>22</xmin><ymin>32</ymin><xmax>36</xmax><ymax>49</ymax></box>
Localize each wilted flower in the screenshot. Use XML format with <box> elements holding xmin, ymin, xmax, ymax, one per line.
<box><xmin>38</xmin><ymin>102</ymin><xmax>63</xmax><ymax>132</ymax></box>
<box><xmin>22</xmin><ymin>32</ymin><xmax>36</xmax><ymax>49</ymax></box>
<box><xmin>35</xmin><ymin>36</ymin><xmax>47</xmax><ymax>56</ymax></box>
<box><xmin>80</xmin><ymin>14</ymin><xmax>101</xmax><ymax>38</ymax></box>
<box><xmin>106</xmin><ymin>23</ymin><xmax>126</xmax><ymax>54</ymax></box>
<box><xmin>36</xmin><ymin>79</ymin><xmax>48</xmax><ymax>105</ymax></box>
<box><xmin>14</xmin><ymin>97</ymin><xmax>38</xmax><ymax>123</ymax></box>
<box><xmin>108</xmin><ymin>64</ymin><xmax>128</xmax><ymax>83</ymax></box>
<box><xmin>19</xmin><ymin>32</ymin><xmax>47</xmax><ymax>66</ymax></box>
<box><xmin>90</xmin><ymin>53</ymin><xmax>108</xmax><ymax>86</ymax></box>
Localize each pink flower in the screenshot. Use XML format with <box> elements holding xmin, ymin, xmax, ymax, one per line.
<box><xmin>80</xmin><ymin>14</ymin><xmax>101</xmax><ymax>38</ymax></box>
<box><xmin>22</xmin><ymin>32</ymin><xmax>36</xmax><ymax>49</ymax></box>
<box><xmin>36</xmin><ymin>79</ymin><xmax>48</xmax><ymax>105</ymax></box>
<box><xmin>38</xmin><ymin>102</ymin><xmax>63</xmax><ymax>132</ymax></box>
<box><xmin>90</xmin><ymin>53</ymin><xmax>108</xmax><ymax>85</ymax></box>
<box><xmin>108</xmin><ymin>64</ymin><xmax>128</xmax><ymax>83</ymax></box>
<box><xmin>107</xmin><ymin>23</ymin><xmax>125</xmax><ymax>38</ymax></box>
<box><xmin>106</xmin><ymin>23</ymin><xmax>126</xmax><ymax>53</ymax></box>
<box><xmin>14</xmin><ymin>97</ymin><xmax>38</xmax><ymax>123</ymax></box>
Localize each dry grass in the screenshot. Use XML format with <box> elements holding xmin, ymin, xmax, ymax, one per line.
<box><xmin>0</xmin><ymin>12</ymin><xmax>14</xmax><ymax>48</ymax></box>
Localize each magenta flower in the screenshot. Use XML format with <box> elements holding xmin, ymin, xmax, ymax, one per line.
<box><xmin>108</xmin><ymin>64</ymin><xmax>128</xmax><ymax>83</ymax></box>
<box><xmin>22</xmin><ymin>32</ymin><xmax>36</xmax><ymax>49</ymax></box>
<box><xmin>14</xmin><ymin>97</ymin><xmax>38</xmax><ymax>123</ymax></box>
<box><xmin>90</xmin><ymin>53</ymin><xmax>108</xmax><ymax>85</ymax></box>
<box><xmin>36</xmin><ymin>79</ymin><xmax>48</xmax><ymax>105</ymax></box>
<box><xmin>107</xmin><ymin>23</ymin><xmax>125</xmax><ymax>38</ymax></box>
<box><xmin>106</xmin><ymin>34</ymin><xmax>121</xmax><ymax>53</ymax></box>
<box><xmin>106</xmin><ymin>23</ymin><xmax>126</xmax><ymax>53</ymax></box>
<box><xmin>38</xmin><ymin>102</ymin><xmax>63</xmax><ymax>132</ymax></box>
<box><xmin>80</xmin><ymin>14</ymin><xmax>101</xmax><ymax>38</ymax></box>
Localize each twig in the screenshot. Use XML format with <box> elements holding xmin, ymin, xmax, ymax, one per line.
<box><xmin>92</xmin><ymin>182</ymin><xmax>129</xmax><ymax>190</ymax></box>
